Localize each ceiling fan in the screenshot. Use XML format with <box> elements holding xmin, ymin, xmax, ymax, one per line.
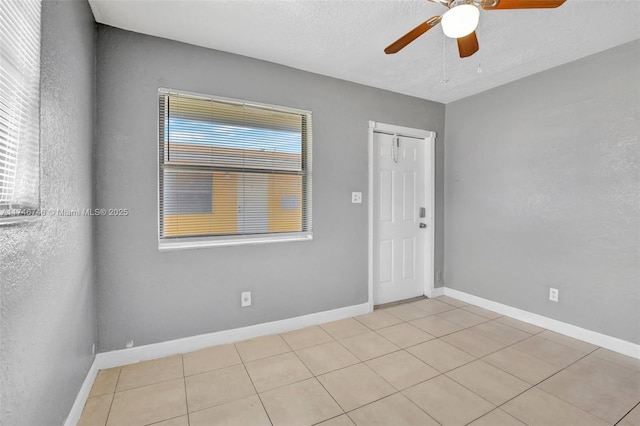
<box><xmin>385</xmin><ymin>0</ymin><xmax>566</xmax><ymax>58</ymax></box>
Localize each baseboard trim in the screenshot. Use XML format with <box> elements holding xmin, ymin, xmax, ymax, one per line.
<box><xmin>443</xmin><ymin>288</ymin><xmax>640</xmax><ymax>360</ymax></box>
<box><xmin>65</xmin><ymin>302</ymin><xmax>371</xmax><ymax>425</ymax></box>
<box><xmin>429</xmin><ymin>286</ymin><xmax>445</xmax><ymax>298</ymax></box>
<box><xmin>64</xmin><ymin>360</ymin><xmax>99</xmax><ymax>426</ymax></box>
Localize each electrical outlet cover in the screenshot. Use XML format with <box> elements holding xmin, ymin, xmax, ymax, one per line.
<box><xmin>241</xmin><ymin>291</ymin><xmax>251</xmax><ymax>307</ymax></box>
<box><xmin>549</xmin><ymin>288</ymin><xmax>559</xmax><ymax>302</ymax></box>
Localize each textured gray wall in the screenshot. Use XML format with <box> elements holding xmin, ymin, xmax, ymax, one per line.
<box><xmin>444</xmin><ymin>40</ymin><xmax>640</xmax><ymax>344</ymax></box>
<box><xmin>0</xmin><ymin>1</ymin><xmax>96</xmax><ymax>425</ymax></box>
<box><xmin>95</xmin><ymin>26</ymin><xmax>445</xmax><ymax>351</ymax></box>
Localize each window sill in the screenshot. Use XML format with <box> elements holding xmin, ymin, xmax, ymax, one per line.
<box><xmin>0</xmin><ymin>214</ymin><xmax>42</xmax><ymax>226</ymax></box>
<box><xmin>158</xmin><ymin>232</ymin><xmax>313</xmax><ymax>251</ymax></box>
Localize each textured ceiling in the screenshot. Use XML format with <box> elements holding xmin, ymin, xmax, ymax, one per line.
<box><xmin>88</xmin><ymin>0</ymin><xmax>640</xmax><ymax>104</ymax></box>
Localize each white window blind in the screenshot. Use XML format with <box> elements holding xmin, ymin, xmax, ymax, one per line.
<box><xmin>0</xmin><ymin>0</ymin><xmax>41</xmax><ymax>218</ymax></box>
<box><xmin>158</xmin><ymin>90</ymin><xmax>312</xmax><ymax>246</ymax></box>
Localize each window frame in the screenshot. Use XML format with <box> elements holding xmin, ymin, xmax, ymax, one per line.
<box><xmin>157</xmin><ymin>88</ymin><xmax>313</xmax><ymax>250</ymax></box>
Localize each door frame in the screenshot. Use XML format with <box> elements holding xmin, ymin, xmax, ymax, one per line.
<box><xmin>368</xmin><ymin>121</ymin><xmax>436</xmax><ymax>310</ymax></box>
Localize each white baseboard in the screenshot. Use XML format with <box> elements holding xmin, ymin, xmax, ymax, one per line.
<box><xmin>428</xmin><ymin>286</ymin><xmax>445</xmax><ymax>298</ymax></box>
<box><xmin>65</xmin><ymin>302</ymin><xmax>371</xmax><ymax>425</ymax></box>
<box><xmin>64</xmin><ymin>360</ymin><xmax>99</xmax><ymax>426</ymax></box>
<box><xmin>443</xmin><ymin>288</ymin><xmax>640</xmax><ymax>360</ymax></box>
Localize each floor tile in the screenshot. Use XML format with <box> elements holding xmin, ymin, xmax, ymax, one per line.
<box><xmin>446</xmin><ymin>360</ymin><xmax>530</xmax><ymax>405</ymax></box>
<box><xmin>538</xmin><ymin>330</ymin><xmax>598</xmax><ymax>353</ymax></box>
<box><xmin>409</xmin><ymin>315</ymin><xmax>464</xmax><ymax>337</ymax></box>
<box><xmin>434</xmin><ymin>295</ymin><xmax>468</xmax><ymax>307</ymax></box>
<box><xmin>82</xmin><ymin>303</ymin><xmax>640</xmax><ymax>426</ymax></box>
<box><xmin>317</xmin><ymin>363</ymin><xmax>395</xmax><ymax>411</ymax></box>
<box><xmin>78</xmin><ymin>393</ymin><xmax>113</xmax><ymax>426</ymax></box>
<box><xmin>354</xmin><ymin>310</ymin><xmax>402</xmax><ymax>330</ymax></box>
<box><xmin>383</xmin><ymin>303</ymin><xmax>428</xmax><ymax>321</ymax></box>
<box><xmin>538</xmin><ymin>355</ymin><xmax>640</xmax><ymax>423</ymax></box>
<box><xmin>295</xmin><ymin>341</ymin><xmax>359</xmax><ymax>376</ymax></box>
<box><xmin>107</xmin><ymin>378</ymin><xmax>187</xmax><ymax>426</ymax></box>
<box><xmin>366</xmin><ymin>350</ymin><xmax>439</xmax><ymax>390</ymax></box>
<box><xmin>471</xmin><ymin>320</ymin><xmax>531</xmax><ymax>346</ymax></box>
<box><xmin>235</xmin><ymin>334</ymin><xmax>291</xmax><ymax>362</ymax></box>
<box><xmin>461</xmin><ymin>304</ymin><xmax>502</xmax><ymax>319</ymax></box>
<box><xmin>441</xmin><ymin>328</ymin><xmax>507</xmax><ymax>357</ymax></box>
<box><xmin>338</xmin><ymin>331</ymin><xmax>399</xmax><ymax>361</ymax></box>
<box><xmin>408</xmin><ymin>339</ymin><xmax>476</xmax><ymax>373</ymax></box>
<box><xmin>185</xmin><ymin>364</ymin><xmax>255</xmax><ymax>412</ymax></box>
<box><xmin>376</xmin><ymin>323</ymin><xmax>435</xmax><ymax>348</ymax></box>
<box><xmin>407</xmin><ymin>298</ymin><xmax>456</xmax><ymax>315</ymax></box>
<box><xmin>591</xmin><ymin>347</ymin><xmax>640</xmax><ymax>372</ymax></box>
<box><xmin>317</xmin><ymin>414</ymin><xmax>355</xmax><ymax>426</ymax></box>
<box><xmin>281</xmin><ymin>326</ymin><xmax>334</xmax><ymax>350</ymax></box>
<box><xmin>245</xmin><ymin>352</ymin><xmax>312</xmax><ymax>392</ymax></box>
<box><xmin>496</xmin><ymin>316</ymin><xmax>545</xmax><ymax>334</ymax></box>
<box><xmin>89</xmin><ymin>367</ymin><xmax>120</xmax><ymax>397</ymax></box>
<box><xmin>260</xmin><ymin>378</ymin><xmax>343</xmax><ymax>426</ymax></box>
<box><xmin>501</xmin><ymin>387</ymin><xmax>609</xmax><ymax>426</ymax></box>
<box><xmin>183</xmin><ymin>344</ymin><xmax>241</xmax><ymax>376</ymax></box>
<box><xmin>348</xmin><ymin>393</ymin><xmax>439</xmax><ymax>426</ymax></box>
<box><xmin>437</xmin><ymin>308</ymin><xmax>489</xmax><ymax>328</ymax></box>
<box><xmin>152</xmin><ymin>415</ymin><xmax>189</xmax><ymax>426</ymax></box>
<box><xmin>468</xmin><ymin>408</ymin><xmax>526</xmax><ymax>426</ymax></box>
<box><xmin>115</xmin><ymin>355</ymin><xmax>183</xmax><ymax>392</ymax></box>
<box><xmin>188</xmin><ymin>395</ymin><xmax>270</xmax><ymax>426</ymax></box>
<box><xmin>619</xmin><ymin>403</ymin><xmax>640</xmax><ymax>426</ymax></box>
<box><xmin>511</xmin><ymin>335</ymin><xmax>586</xmax><ymax>368</ymax></box>
<box><xmin>321</xmin><ymin>318</ymin><xmax>370</xmax><ymax>340</ymax></box>
<box><xmin>403</xmin><ymin>375</ymin><xmax>494</xmax><ymax>425</ymax></box>
<box><xmin>483</xmin><ymin>346</ymin><xmax>561</xmax><ymax>384</ymax></box>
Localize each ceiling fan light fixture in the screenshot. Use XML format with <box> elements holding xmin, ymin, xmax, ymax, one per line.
<box><xmin>441</xmin><ymin>4</ymin><xmax>480</xmax><ymax>38</ymax></box>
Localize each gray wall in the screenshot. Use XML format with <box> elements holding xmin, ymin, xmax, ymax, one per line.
<box><xmin>0</xmin><ymin>1</ymin><xmax>97</xmax><ymax>425</ymax></box>
<box><xmin>95</xmin><ymin>26</ymin><xmax>446</xmax><ymax>351</ymax></box>
<box><xmin>444</xmin><ymin>40</ymin><xmax>640</xmax><ymax>344</ymax></box>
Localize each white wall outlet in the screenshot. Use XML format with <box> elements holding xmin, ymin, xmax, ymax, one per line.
<box><xmin>352</xmin><ymin>192</ymin><xmax>362</xmax><ymax>204</ymax></box>
<box><xmin>241</xmin><ymin>291</ymin><xmax>251</xmax><ymax>307</ymax></box>
<box><xmin>125</xmin><ymin>340</ymin><xmax>134</xmax><ymax>349</ymax></box>
<box><xmin>549</xmin><ymin>288</ymin><xmax>559</xmax><ymax>302</ymax></box>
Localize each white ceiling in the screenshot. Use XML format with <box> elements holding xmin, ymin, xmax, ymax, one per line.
<box><xmin>88</xmin><ymin>0</ymin><xmax>640</xmax><ymax>104</ymax></box>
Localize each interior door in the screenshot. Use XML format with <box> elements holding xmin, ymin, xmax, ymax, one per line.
<box><xmin>373</xmin><ymin>132</ymin><xmax>426</xmax><ymax>305</ymax></box>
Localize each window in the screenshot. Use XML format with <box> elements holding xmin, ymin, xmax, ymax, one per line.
<box><xmin>0</xmin><ymin>0</ymin><xmax>41</xmax><ymax>221</ymax></box>
<box><xmin>158</xmin><ymin>90</ymin><xmax>312</xmax><ymax>248</ymax></box>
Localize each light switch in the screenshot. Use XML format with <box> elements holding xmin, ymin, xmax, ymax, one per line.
<box><xmin>352</xmin><ymin>192</ymin><xmax>362</xmax><ymax>204</ymax></box>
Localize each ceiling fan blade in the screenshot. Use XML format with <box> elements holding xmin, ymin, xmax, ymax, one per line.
<box><xmin>384</xmin><ymin>16</ymin><xmax>441</xmax><ymax>54</ymax></box>
<box><xmin>457</xmin><ymin>31</ymin><xmax>479</xmax><ymax>58</ymax></box>
<box><xmin>482</xmin><ymin>0</ymin><xmax>566</xmax><ymax>10</ymax></box>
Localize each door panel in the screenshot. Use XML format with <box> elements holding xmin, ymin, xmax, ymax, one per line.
<box><xmin>379</xmin><ymin>240</ymin><xmax>393</xmax><ymax>283</ymax></box>
<box><xmin>373</xmin><ymin>132</ymin><xmax>427</xmax><ymax>305</ymax></box>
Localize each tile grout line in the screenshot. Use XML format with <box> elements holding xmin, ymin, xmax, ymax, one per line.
<box><xmin>614</xmin><ymin>400</ymin><xmax>640</xmax><ymax>426</ymax></box>
<box><xmin>180</xmin><ymin>354</ymin><xmax>190</xmax><ymax>426</ymax></box>
<box><xmin>102</xmin><ymin>367</ymin><xmax>122</xmax><ymax>426</ymax></box>
<box><xmin>234</xmin><ymin>341</ymin><xmax>275</xmax><ymax>426</ymax></box>
<box><xmin>491</xmin><ymin>349</ymin><xmax>604</xmax><ymax>422</ymax></box>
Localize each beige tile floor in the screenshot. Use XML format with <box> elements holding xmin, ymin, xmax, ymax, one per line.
<box><xmin>78</xmin><ymin>296</ymin><xmax>640</xmax><ymax>426</ymax></box>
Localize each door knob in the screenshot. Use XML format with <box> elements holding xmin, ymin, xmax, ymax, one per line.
<box><xmin>419</xmin><ymin>223</ymin><xmax>427</xmax><ymax>228</ymax></box>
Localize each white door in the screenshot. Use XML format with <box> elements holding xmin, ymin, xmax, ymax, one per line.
<box><xmin>373</xmin><ymin>132</ymin><xmax>427</xmax><ymax>305</ymax></box>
